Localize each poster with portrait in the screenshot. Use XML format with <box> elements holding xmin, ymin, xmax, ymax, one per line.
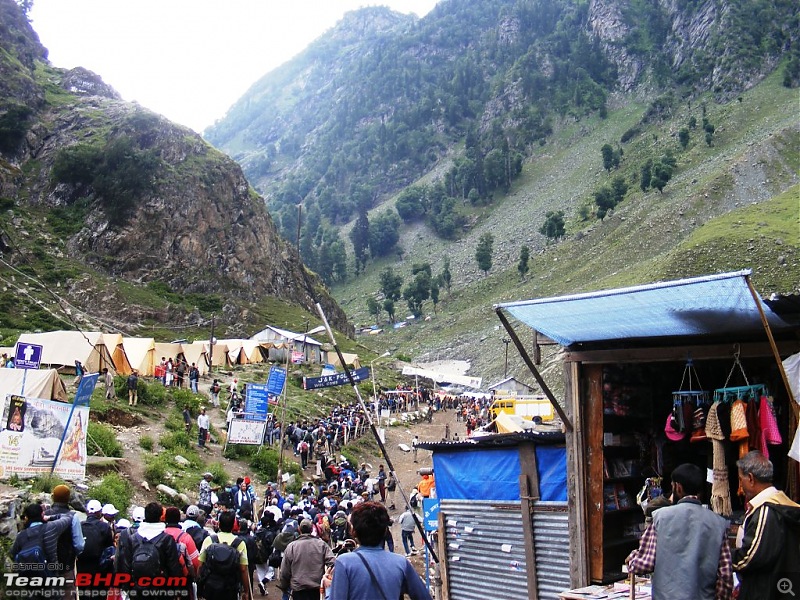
<box><xmin>0</xmin><ymin>394</ymin><xmax>89</xmax><ymax>479</ymax></box>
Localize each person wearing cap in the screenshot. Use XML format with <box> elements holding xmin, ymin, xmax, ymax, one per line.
<box><xmin>77</xmin><ymin>500</ymin><xmax>114</xmax><ymax>587</ymax></box>
<box><xmin>328</xmin><ymin>502</ymin><xmax>432</xmax><ymax>600</ymax></box>
<box><xmin>102</xmin><ymin>503</ymin><xmax>119</xmax><ymax>533</ymax></box>
<box><xmin>199</xmin><ymin>472</ymin><xmax>219</xmax><ymax>516</ymax></box>
<box><xmin>278</xmin><ymin>518</ymin><xmax>335</xmax><ymax>600</ymax></box>
<box><xmin>182</xmin><ymin>505</ymin><xmax>209</xmax><ymax>550</ymax></box>
<box><xmin>626</xmin><ymin>463</ymin><xmax>733</xmax><ymax>599</ymax></box>
<box><xmin>130</xmin><ymin>505</ymin><xmax>146</xmax><ymax>530</ymax></box>
<box><xmin>44</xmin><ymin>484</ymin><xmax>85</xmax><ymax>600</ymax></box>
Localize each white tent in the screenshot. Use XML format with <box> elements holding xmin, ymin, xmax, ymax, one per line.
<box><xmin>218</xmin><ymin>339</ymin><xmax>246</xmax><ymax>365</ymax></box>
<box><xmin>241</xmin><ymin>340</ymin><xmax>264</xmax><ymax>364</ymax></box>
<box><xmin>327</xmin><ymin>352</ymin><xmax>362</xmax><ymax>369</ymax></box>
<box><xmin>154</xmin><ymin>342</ymin><xmax>183</xmax><ymax>363</ymax></box>
<box><xmin>0</xmin><ymin>368</ymin><xmax>69</xmax><ymax>403</ymax></box>
<box><xmin>16</xmin><ymin>331</ymin><xmax>117</xmax><ymax>375</ymax></box>
<box><xmin>182</xmin><ymin>342</ymin><xmax>210</xmax><ymax>376</ymax></box>
<box><xmin>100</xmin><ymin>333</ymin><xmax>133</xmax><ymax>376</ymax></box>
<box><xmin>122</xmin><ymin>337</ymin><xmax>156</xmax><ymax>376</ymax></box>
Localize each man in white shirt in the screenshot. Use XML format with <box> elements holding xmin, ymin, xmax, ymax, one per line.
<box><xmin>197</xmin><ymin>407</ymin><xmax>210</xmax><ymax>449</ymax></box>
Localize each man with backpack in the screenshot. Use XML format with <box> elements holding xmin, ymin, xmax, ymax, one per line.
<box><xmin>77</xmin><ymin>499</ymin><xmax>114</xmax><ymax>589</ymax></box>
<box><xmin>278</xmin><ymin>519</ymin><xmax>335</xmax><ymax>600</ymax></box>
<box><xmin>10</xmin><ymin>503</ymin><xmax>73</xmax><ymax>598</ymax></box>
<box><xmin>197</xmin><ymin>510</ymin><xmax>253</xmax><ymax>600</ymax></box>
<box><xmin>115</xmin><ymin>501</ymin><xmax>183</xmax><ymax>598</ymax></box>
<box><xmin>164</xmin><ymin>506</ymin><xmax>200</xmax><ymax>599</ymax></box>
<box><xmin>45</xmin><ymin>484</ymin><xmax>85</xmax><ymax>600</ymax></box>
<box><xmin>183</xmin><ymin>505</ymin><xmax>210</xmax><ymax>551</ymax></box>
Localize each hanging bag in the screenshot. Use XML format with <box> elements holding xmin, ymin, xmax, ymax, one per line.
<box><xmin>667</xmin><ymin>358</ymin><xmax>709</xmax><ymax>442</ymax></box>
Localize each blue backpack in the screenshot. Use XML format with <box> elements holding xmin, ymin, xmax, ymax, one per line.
<box><xmin>15</xmin><ymin>525</ymin><xmax>47</xmax><ymax>569</ymax></box>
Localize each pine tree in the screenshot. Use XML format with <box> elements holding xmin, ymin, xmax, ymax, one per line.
<box><xmin>475</xmin><ymin>233</ymin><xmax>494</xmax><ymax>275</ymax></box>
<box><xmin>518</xmin><ymin>245</ymin><xmax>530</xmax><ymax>280</ymax></box>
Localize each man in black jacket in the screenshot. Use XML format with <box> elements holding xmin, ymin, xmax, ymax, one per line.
<box><xmin>733</xmin><ymin>451</ymin><xmax>800</xmax><ymax>600</ymax></box>
<box><xmin>44</xmin><ymin>484</ymin><xmax>85</xmax><ymax>600</ymax></box>
<box><xmin>116</xmin><ymin>501</ymin><xmax>183</xmax><ymax>598</ymax></box>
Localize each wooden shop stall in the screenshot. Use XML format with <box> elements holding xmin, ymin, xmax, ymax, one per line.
<box><xmin>495</xmin><ymin>270</ymin><xmax>800</xmax><ymax>589</ymax></box>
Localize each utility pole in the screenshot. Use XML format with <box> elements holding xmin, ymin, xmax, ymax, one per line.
<box><xmin>209</xmin><ymin>315</ymin><xmax>216</xmax><ymax>373</ymax></box>
<box><xmin>502</xmin><ymin>337</ymin><xmax>511</xmax><ymax>377</ymax></box>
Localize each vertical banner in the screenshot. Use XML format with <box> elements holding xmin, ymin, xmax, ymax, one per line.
<box><xmin>245</xmin><ymin>383</ymin><xmax>269</xmax><ymax>420</ymax></box>
<box><xmin>267</xmin><ymin>366</ymin><xmax>287</xmax><ymax>395</ymax></box>
<box><xmin>51</xmin><ymin>372</ymin><xmax>99</xmax><ymax>474</ymax></box>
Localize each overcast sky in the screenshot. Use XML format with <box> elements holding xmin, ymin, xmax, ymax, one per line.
<box><xmin>29</xmin><ymin>1</ymin><xmax>440</xmax><ymax>134</ymax></box>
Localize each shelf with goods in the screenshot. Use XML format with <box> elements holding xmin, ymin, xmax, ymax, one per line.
<box><xmin>587</xmin><ymin>364</ymin><xmax>655</xmax><ymax>583</ymax></box>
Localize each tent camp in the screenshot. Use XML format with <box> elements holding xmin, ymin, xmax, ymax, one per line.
<box><xmin>122</xmin><ymin>337</ymin><xmax>156</xmax><ymax>376</ymax></box>
<box><xmin>241</xmin><ymin>340</ymin><xmax>265</xmax><ymax>364</ymax></box>
<box><xmin>207</xmin><ymin>343</ymin><xmax>230</xmax><ymax>368</ymax></box>
<box><xmin>182</xmin><ymin>341</ymin><xmax>210</xmax><ymax>376</ymax></box>
<box><xmin>250</xmin><ymin>326</ymin><xmax>322</xmax><ymax>364</ymax></box>
<box><xmin>154</xmin><ymin>342</ymin><xmax>183</xmax><ymax>363</ymax></box>
<box><xmin>100</xmin><ymin>333</ymin><xmax>133</xmax><ymax>376</ymax></box>
<box><xmin>0</xmin><ymin>368</ymin><xmax>68</xmax><ymax>403</ymax></box>
<box><xmin>218</xmin><ymin>339</ymin><xmax>247</xmax><ymax>365</ymax></box>
<box><xmin>326</xmin><ymin>352</ymin><xmax>362</xmax><ymax>370</ymax></box>
<box><xmin>16</xmin><ymin>331</ymin><xmax>118</xmax><ymax>375</ymax></box>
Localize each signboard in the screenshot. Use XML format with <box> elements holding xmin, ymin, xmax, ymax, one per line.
<box><xmin>422</xmin><ymin>498</ymin><xmax>440</xmax><ymax>532</ymax></box>
<box><xmin>291</xmin><ymin>351</ymin><xmax>305</xmax><ymax>364</ymax></box>
<box><xmin>0</xmin><ymin>394</ymin><xmax>89</xmax><ymax>479</ymax></box>
<box><xmin>74</xmin><ymin>373</ymin><xmax>99</xmax><ymax>407</ymax></box>
<box><xmin>303</xmin><ymin>367</ymin><xmax>370</xmax><ymax>391</ymax></box>
<box><xmin>14</xmin><ymin>343</ymin><xmax>43</xmax><ymax>370</ymax></box>
<box><xmin>227</xmin><ymin>419</ymin><xmax>266</xmax><ymax>445</ymax></box>
<box><xmin>267</xmin><ymin>366</ymin><xmax>287</xmax><ymax>396</ymax></box>
<box><xmin>245</xmin><ymin>383</ymin><xmax>269</xmax><ymax>419</ymax></box>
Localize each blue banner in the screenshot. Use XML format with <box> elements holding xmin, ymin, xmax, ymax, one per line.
<box><xmin>74</xmin><ymin>373</ymin><xmax>99</xmax><ymax>407</ymax></box>
<box><xmin>267</xmin><ymin>366</ymin><xmax>287</xmax><ymax>395</ymax></box>
<box><xmin>303</xmin><ymin>367</ymin><xmax>370</xmax><ymax>390</ymax></box>
<box><xmin>246</xmin><ymin>383</ymin><xmax>269</xmax><ymax>420</ymax></box>
<box><xmin>422</xmin><ymin>498</ymin><xmax>439</xmax><ymax>531</ymax></box>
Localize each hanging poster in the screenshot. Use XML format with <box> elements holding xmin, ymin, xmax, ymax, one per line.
<box><xmin>227</xmin><ymin>419</ymin><xmax>267</xmax><ymax>445</ymax></box>
<box><xmin>303</xmin><ymin>367</ymin><xmax>370</xmax><ymax>390</ymax></box>
<box><xmin>0</xmin><ymin>395</ymin><xmax>89</xmax><ymax>479</ymax></box>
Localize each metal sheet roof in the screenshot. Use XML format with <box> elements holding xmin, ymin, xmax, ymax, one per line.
<box><xmin>496</xmin><ymin>270</ymin><xmax>793</xmax><ymax>347</ymax></box>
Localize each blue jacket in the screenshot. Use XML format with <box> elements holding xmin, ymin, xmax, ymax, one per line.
<box><xmin>329</xmin><ymin>546</ymin><xmax>431</xmax><ymax>600</ymax></box>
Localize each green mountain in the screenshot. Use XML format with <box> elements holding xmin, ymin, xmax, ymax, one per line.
<box><xmin>207</xmin><ymin>0</ymin><xmax>799</xmax><ymax>382</ymax></box>
<box><xmin>0</xmin><ymin>0</ymin><xmax>349</xmax><ymax>340</ymax></box>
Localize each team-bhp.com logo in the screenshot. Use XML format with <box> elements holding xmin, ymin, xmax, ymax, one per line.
<box><xmin>5</xmin><ymin>572</ymin><xmax>189</xmax><ymax>597</ymax></box>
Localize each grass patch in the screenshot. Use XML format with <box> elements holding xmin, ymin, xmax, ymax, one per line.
<box><xmin>139</xmin><ymin>436</ymin><xmax>154</xmax><ymax>452</ymax></box>
<box><xmin>30</xmin><ymin>474</ymin><xmax>66</xmax><ymax>494</ymax></box>
<box><xmin>87</xmin><ymin>472</ymin><xmax>133</xmax><ymax>515</ymax></box>
<box><xmin>87</xmin><ymin>422</ymin><xmax>123</xmax><ymax>457</ymax></box>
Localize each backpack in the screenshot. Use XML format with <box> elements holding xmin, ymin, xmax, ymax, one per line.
<box><xmin>130</xmin><ymin>532</ymin><xmax>165</xmax><ymax>580</ymax></box>
<box><xmin>81</xmin><ymin>518</ymin><xmax>111</xmax><ymax>562</ymax></box>
<box><xmin>217</xmin><ymin>489</ymin><xmax>234</xmax><ymax>509</ymax></box>
<box><xmin>168</xmin><ymin>528</ymin><xmax>196</xmax><ymax>579</ymax></box>
<box><xmin>14</xmin><ymin>525</ymin><xmax>47</xmax><ymax>569</ymax></box>
<box><xmin>197</xmin><ymin>534</ymin><xmax>242</xmax><ymax>599</ymax></box>
<box><xmin>186</xmin><ymin>524</ymin><xmax>210</xmax><ymax>552</ymax></box>
<box><xmin>254</xmin><ymin>529</ymin><xmax>275</xmax><ymax>564</ymax></box>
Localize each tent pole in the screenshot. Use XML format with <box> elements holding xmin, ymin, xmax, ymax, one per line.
<box><xmin>315</xmin><ymin>302</ymin><xmax>438</xmax><ymax>563</ymax></box>
<box><xmin>496</xmin><ymin>307</ymin><xmax>573</xmax><ymax>432</ymax></box>
<box><xmin>744</xmin><ymin>275</ymin><xmax>798</xmax><ymax>415</ymax></box>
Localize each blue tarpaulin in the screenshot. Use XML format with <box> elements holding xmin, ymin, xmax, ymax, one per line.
<box><xmin>432</xmin><ymin>445</ymin><xmax>567</xmax><ymax>502</ymax></box>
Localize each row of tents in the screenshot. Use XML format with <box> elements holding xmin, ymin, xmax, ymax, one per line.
<box><xmin>1</xmin><ymin>327</ymin><xmax>358</xmax><ymax>379</ymax></box>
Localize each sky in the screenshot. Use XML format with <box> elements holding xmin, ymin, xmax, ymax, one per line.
<box><xmin>29</xmin><ymin>0</ymin><xmax>440</xmax><ymax>134</ymax></box>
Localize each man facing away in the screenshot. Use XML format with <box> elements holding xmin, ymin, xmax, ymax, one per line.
<box><xmin>278</xmin><ymin>518</ymin><xmax>335</xmax><ymax>600</ymax></box>
<box><xmin>626</xmin><ymin>463</ymin><xmax>732</xmax><ymax>600</ymax></box>
<box><xmin>732</xmin><ymin>450</ymin><xmax>800</xmax><ymax>600</ymax></box>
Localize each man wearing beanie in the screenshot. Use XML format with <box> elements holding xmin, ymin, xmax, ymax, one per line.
<box><xmin>44</xmin><ymin>484</ymin><xmax>85</xmax><ymax>600</ymax></box>
<box><xmin>278</xmin><ymin>519</ymin><xmax>335</xmax><ymax>600</ymax></box>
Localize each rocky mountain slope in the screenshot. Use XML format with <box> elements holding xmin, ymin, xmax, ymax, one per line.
<box><xmin>0</xmin><ymin>0</ymin><xmax>349</xmax><ymax>338</ymax></box>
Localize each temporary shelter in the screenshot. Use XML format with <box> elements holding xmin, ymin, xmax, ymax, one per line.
<box><xmin>16</xmin><ymin>331</ymin><xmax>118</xmax><ymax>375</ymax></box>
<box><xmin>241</xmin><ymin>340</ymin><xmax>265</xmax><ymax>364</ymax></box>
<box><xmin>0</xmin><ymin>368</ymin><xmax>68</xmax><ymax>403</ymax></box>
<box><xmin>122</xmin><ymin>337</ymin><xmax>156</xmax><ymax>377</ymax></box>
<box><xmin>326</xmin><ymin>352</ymin><xmax>361</xmax><ymax>370</ymax></box>
<box><xmin>100</xmin><ymin>333</ymin><xmax>133</xmax><ymax>375</ymax></box>
<box><xmin>207</xmin><ymin>342</ymin><xmax>230</xmax><ymax>368</ymax></box>
<box><xmin>250</xmin><ymin>326</ymin><xmax>322</xmax><ymax>364</ymax></box>
<box><xmin>154</xmin><ymin>342</ymin><xmax>183</xmax><ymax>363</ymax></box>
<box><xmin>494</xmin><ymin>270</ymin><xmax>800</xmax><ymax>590</ymax></box>
<box><xmin>416</xmin><ymin>432</ymin><xmax>569</xmax><ymax>600</ymax></box>
<box><xmin>182</xmin><ymin>341</ymin><xmax>210</xmax><ymax>376</ymax></box>
<box><xmin>488</xmin><ymin>376</ymin><xmax>536</xmax><ymax>395</ymax></box>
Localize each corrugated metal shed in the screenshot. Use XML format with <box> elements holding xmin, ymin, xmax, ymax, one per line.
<box><xmin>495</xmin><ymin>270</ymin><xmax>794</xmax><ymax>347</ymax></box>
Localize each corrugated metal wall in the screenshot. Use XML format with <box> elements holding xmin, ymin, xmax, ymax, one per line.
<box><xmin>532</xmin><ymin>502</ymin><xmax>571</xmax><ymax>598</ymax></box>
<box><xmin>440</xmin><ymin>499</ymin><xmax>570</xmax><ymax>600</ymax></box>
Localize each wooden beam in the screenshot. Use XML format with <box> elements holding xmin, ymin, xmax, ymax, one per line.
<box><xmin>565</xmin><ymin>361</ymin><xmax>590</xmax><ymax>587</ymax></box>
<box><xmin>564</xmin><ymin>340</ymin><xmax>800</xmax><ymax>364</ymax></box>
<box><xmin>519</xmin><ymin>443</ymin><xmax>540</xmax><ymax>599</ymax></box>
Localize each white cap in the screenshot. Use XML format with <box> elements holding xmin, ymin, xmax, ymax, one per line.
<box><xmin>86</xmin><ymin>499</ymin><xmax>102</xmax><ymax>513</ymax></box>
<box><xmin>131</xmin><ymin>506</ymin><xmax>145</xmax><ymax>522</ymax></box>
<box><xmin>116</xmin><ymin>518</ymin><xmax>132</xmax><ymax>530</ymax></box>
<box><xmin>102</xmin><ymin>503</ymin><xmax>119</xmax><ymax>516</ymax></box>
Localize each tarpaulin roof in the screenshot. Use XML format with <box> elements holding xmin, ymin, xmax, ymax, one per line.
<box><xmin>496</xmin><ymin>270</ymin><xmax>793</xmax><ymax>347</ymax></box>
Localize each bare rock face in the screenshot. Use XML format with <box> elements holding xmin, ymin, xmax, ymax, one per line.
<box><xmin>60</xmin><ymin>67</ymin><xmax>122</xmax><ymax>100</ymax></box>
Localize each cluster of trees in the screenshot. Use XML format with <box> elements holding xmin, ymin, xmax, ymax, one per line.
<box><xmin>368</xmin><ymin>258</ymin><xmax>452</xmax><ymax>322</ymax></box>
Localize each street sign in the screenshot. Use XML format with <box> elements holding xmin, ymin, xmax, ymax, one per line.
<box><xmin>267</xmin><ymin>366</ymin><xmax>286</xmax><ymax>395</ymax></box>
<box><xmin>14</xmin><ymin>343</ymin><xmax>43</xmax><ymax>370</ymax></box>
<box><xmin>422</xmin><ymin>498</ymin><xmax>440</xmax><ymax>532</ymax></box>
<box><xmin>245</xmin><ymin>383</ymin><xmax>269</xmax><ymax>419</ymax></box>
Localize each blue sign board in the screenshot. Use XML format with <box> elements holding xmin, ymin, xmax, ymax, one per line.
<box><xmin>422</xmin><ymin>498</ymin><xmax>440</xmax><ymax>532</ymax></box>
<box><xmin>74</xmin><ymin>373</ymin><xmax>99</xmax><ymax>406</ymax></box>
<box><xmin>14</xmin><ymin>343</ymin><xmax>43</xmax><ymax>370</ymax></box>
<box><xmin>303</xmin><ymin>366</ymin><xmax>370</xmax><ymax>391</ymax></box>
<box><xmin>246</xmin><ymin>383</ymin><xmax>269</xmax><ymax>420</ymax></box>
<box><xmin>267</xmin><ymin>366</ymin><xmax>287</xmax><ymax>396</ymax></box>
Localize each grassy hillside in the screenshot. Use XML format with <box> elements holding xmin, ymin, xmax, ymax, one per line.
<box><xmin>331</xmin><ymin>68</ymin><xmax>799</xmax><ymax>386</ymax></box>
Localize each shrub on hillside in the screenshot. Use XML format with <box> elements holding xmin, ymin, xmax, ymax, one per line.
<box><xmin>87</xmin><ymin>422</ymin><xmax>123</xmax><ymax>457</ymax></box>
<box><xmin>87</xmin><ymin>472</ymin><xmax>133</xmax><ymax>515</ymax></box>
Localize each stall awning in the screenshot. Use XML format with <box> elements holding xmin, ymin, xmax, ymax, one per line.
<box><xmin>495</xmin><ymin>270</ymin><xmax>793</xmax><ymax>347</ymax></box>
